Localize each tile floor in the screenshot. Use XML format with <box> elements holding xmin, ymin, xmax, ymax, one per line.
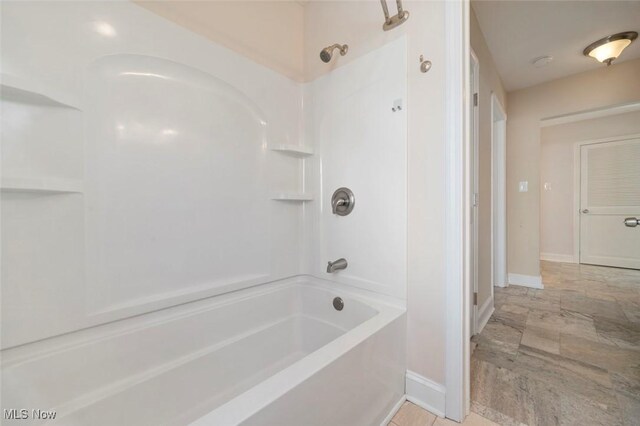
<box><xmin>389</xmin><ymin>401</ymin><xmax>499</xmax><ymax>426</ymax></box>
<box><xmin>471</xmin><ymin>261</ymin><xmax>640</xmax><ymax>426</ymax></box>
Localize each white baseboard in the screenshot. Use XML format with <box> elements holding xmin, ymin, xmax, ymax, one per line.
<box><xmin>380</xmin><ymin>394</ymin><xmax>407</xmax><ymax>426</ymax></box>
<box><xmin>540</xmin><ymin>252</ymin><xmax>577</xmax><ymax>263</ymax></box>
<box><xmin>508</xmin><ymin>273</ymin><xmax>543</xmax><ymax>289</ymax></box>
<box><xmin>405</xmin><ymin>370</ymin><xmax>446</xmax><ymax>418</ymax></box>
<box><xmin>477</xmin><ymin>296</ymin><xmax>494</xmax><ymax>334</ymax></box>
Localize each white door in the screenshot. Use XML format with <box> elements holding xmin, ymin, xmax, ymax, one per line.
<box><xmin>580</xmin><ymin>138</ymin><xmax>640</xmax><ymax>269</ymax></box>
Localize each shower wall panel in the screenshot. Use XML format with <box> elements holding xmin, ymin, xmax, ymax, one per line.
<box><xmin>303</xmin><ymin>37</ymin><xmax>408</xmax><ymax>300</ymax></box>
<box><xmin>1</xmin><ymin>1</ymin><xmax>304</xmax><ymax>348</ymax></box>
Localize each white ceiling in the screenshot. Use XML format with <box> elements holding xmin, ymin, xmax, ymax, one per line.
<box><xmin>472</xmin><ymin>0</ymin><xmax>640</xmax><ymax>91</ymax></box>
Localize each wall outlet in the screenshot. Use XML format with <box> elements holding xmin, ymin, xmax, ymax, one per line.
<box><xmin>519</xmin><ymin>181</ymin><xmax>528</xmax><ymax>192</ymax></box>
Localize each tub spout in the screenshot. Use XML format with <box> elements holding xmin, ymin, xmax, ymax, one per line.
<box><xmin>327</xmin><ymin>258</ymin><xmax>348</xmax><ymax>273</ymax></box>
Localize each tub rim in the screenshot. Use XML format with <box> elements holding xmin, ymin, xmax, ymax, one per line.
<box><xmin>189</xmin><ymin>277</ymin><xmax>406</xmax><ymax>426</ymax></box>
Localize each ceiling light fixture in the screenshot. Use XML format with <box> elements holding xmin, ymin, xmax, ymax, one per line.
<box><xmin>583</xmin><ymin>31</ymin><xmax>637</xmax><ymax>66</ymax></box>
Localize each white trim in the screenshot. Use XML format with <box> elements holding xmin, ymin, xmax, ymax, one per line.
<box><xmin>491</xmin><ymin>93</ymin><xmax>507</xmax><ymax>290</ymax></box>
<box><xmin>508</xmin><ymin>273</ymin><xmax>543</xmax><ymax>289</ymax></box>
<box><xmin>380</xmin><ymin>394</ymin><xmax>407</xmax><ymax>426</ymax></box>
<box><xmin>470</xmin><ymin>48</ymin><xmax>480</xmax><ymax>336</ymax></box>
<box><xmin>540</xmin><ymin>252</ymin><xmax>577</xmax><ymax>263</ymax></box>
<box><xmin>540</xmin><ymin>101</ymin><xmax>640</xmax><ymax>127</ymax></box>
<box><xmin>405</xmin><ymin>371</ymin><xmax>446</xmax><ymax>418</ymax></box>
<box><xmin>573</xmin><ymin>141</ymin><xmax>581</xmax><ymax>264</ymax></box>
<box><xmin>476</xmin><ymin>296</ymin><xmax>494</xmax><ymax>334</ymax></box>
<box><xmin>444</xmin><ymin>0</ymin><xmax>469</xmax><ymax>421</ymax></box>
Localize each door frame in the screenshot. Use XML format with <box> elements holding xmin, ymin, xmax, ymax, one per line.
<box><xmin>573</xmin><ymin>133</ymin><xmax>640</xmax><ymax>264</ymax></box>
<box><xmin>444</xmin><ymin>0</ymin><xmax>469</xmax><ymax>421</ymax></box>
<box><xmin>491</xmin><ymin>93</ymin><xmax>507</xmax><ymax>289</ymax></box>
<box><xmin>470</xmin><ymin>49</ymin><xmax>479</xmax><ymax>335</ymax></box>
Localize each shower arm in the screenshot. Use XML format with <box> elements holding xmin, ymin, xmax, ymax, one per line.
<box><xmin>380</xmin><ymin>0</ymin><xmax>391</xmax><ymax>24</ymax></box>
<box><xmin>380</xmin><ymin>0</ymin><xmax>409</xmax><ymax>31</ymax></box>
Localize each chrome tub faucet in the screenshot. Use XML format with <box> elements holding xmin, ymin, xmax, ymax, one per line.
<box><xmin>327</xmin><ymin>258</ymin><xmax>348</xmax><ymax>273</ymax></box>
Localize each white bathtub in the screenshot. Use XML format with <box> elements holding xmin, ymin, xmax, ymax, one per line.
<box><xmin>1</xmin><ymin>277</ymin><xmax>406</xmax><ymax>425</ymax></box>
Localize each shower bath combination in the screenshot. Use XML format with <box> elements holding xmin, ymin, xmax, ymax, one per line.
<box><xmin>1</xmin><ymin>2</ymin><xmax>409</xmax><ymax>425</ymax></box>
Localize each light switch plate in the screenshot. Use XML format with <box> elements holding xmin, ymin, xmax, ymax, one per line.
<box><xmin>519</xmin><ymin>181</ymin><xmax>528</xmax><ymax>192</ymax></box>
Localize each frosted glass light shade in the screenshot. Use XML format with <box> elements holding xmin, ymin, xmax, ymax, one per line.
<box><xmin>588</xmin><ymin>39</ymin><xmax>631</xmax><ymax>63</ymax></box>
<box><xmin>584</xmin><ymin>32</ymin><xmax>637</xmax><ymax>65</ymax></box>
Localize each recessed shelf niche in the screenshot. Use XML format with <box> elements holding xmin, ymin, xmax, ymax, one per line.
<box><xmin>1</xmin><ymin>73</ymin><xmax>82</xmax><ymax>110</ymax></box>
<box><xmin>1</xmin><ymin>176</ymin><xmax>84</xmax><ymax>194</ymax></box>
<box><xmin>269</xmin><ymin>144</ymin><xmax>314</xmax><ymax>157</ymax></box>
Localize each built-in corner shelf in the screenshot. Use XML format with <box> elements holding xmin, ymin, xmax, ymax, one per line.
<box><xmin>271</xmin><ymin>193</ymin><xmax>313</xmax><ymax>202</ymax></box>
<box><xmin>1</xmin><ymin>73</ymin><xmax>81</xmax><ymax>110</ymax></box>
<box><xmin>1</xmin><ymin>176</ymin><xmax>84</xmax><ymax>194</ymax></box>
<box><xmin>269</xmin><ymin>144</ymin><xmax>314</xmax><ymax>157</ymax></box>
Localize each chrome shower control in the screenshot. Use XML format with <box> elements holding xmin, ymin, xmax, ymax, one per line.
<box><xmin>331</xmin><ymin>187</ymin><xmax>355</xmax><ymax>216</ymax></box>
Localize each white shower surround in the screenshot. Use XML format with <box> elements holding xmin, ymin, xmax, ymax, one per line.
<box><xmin>1</xmin><ymin>1</ymin><xmax>408</xmax><ymax>423</ymax></box>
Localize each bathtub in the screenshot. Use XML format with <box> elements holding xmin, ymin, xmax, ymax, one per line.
<box><xmin>1</xmin><ymin>277</ymin><xmax>406</xmax><ymax>425</ymax></box>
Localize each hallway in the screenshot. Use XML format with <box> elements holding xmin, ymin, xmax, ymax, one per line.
<box><xmin>471</xmin><ymin>261</ymin><xmax>640</xmax><ymax>425</ymax></box>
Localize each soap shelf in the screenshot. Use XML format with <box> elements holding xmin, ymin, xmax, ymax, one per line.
<box><xmin>271</xmin><ymin>193</ymin><xmax>313</xmax><ymax>202</ymax></box>
<box><xmin>1</xmin><ymin>176</ymin><xmax>84</xmax><ymax>194</ymax></box>
<box><xmin>269</xmin><ymin>144</ymin><xmax>313</xmax><ymax>157</ymax></box>
<box><xmin>1</xmin><ymin>73</ymin><xmax>81</xmax><ymax>110</ymax></box>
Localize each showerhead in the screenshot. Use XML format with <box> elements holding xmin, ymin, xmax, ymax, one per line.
<box><xmin>320</xmin><ymin>44</ymin><xmax>348</xmax><ymax>63</ymax></box>
<box><xmin>320</xmin><ymin>49</ymin><xmax>332</xmax><ymax>63</ymax></box>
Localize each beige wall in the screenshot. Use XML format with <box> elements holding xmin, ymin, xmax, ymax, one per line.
<box><xmin>134</xmin><ymin>1</ymin><xmax>305</xmax><ymax>81</ymax></box>
<box><xmin>470</xmin><ymin>8</ymin><xmax>506</xmax><ymax>308</ymax></box>
<box><xmin>540</xmin><ymin>110</ymin><xmax>640</xmax><ymax>260</ymax></box>
<box><xmin>304</xmin><ymin>0</ymin><xmax>448</xmax><ymax>384</ymax></box>
<box><xmin>506</xmin><ymin>58</ymin><xmax>640</xmax><ymax>277</ymax></box>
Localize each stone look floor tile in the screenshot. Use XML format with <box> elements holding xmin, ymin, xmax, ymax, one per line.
<box><xmin>433</xmin><ymin>412</ymin><xmax>500</xmax><ymax>426</ymax></box>
<box><xmin>593</xmin><ymin>316</ymin><xmax>640</xmax><ymax>350</ymax></box>
<box><xmin>471</xmin><ymin>356</ymin><xmax>563</xmax><ymax>425</ymax></box>
<box><xmin>492</xmin><ymin>304</ymin><xmax>529</xmax><ymax>330</ymax></box>
<box><xmin>521</xmin><ymin>325</ymin><xmax>561</xmax><ymax>354</ymax></box>
<box><xmin>470</xmin><ymin>401</ymin><xmax>527</xmax><ymax>426</ymax></box>
<box><xmin>526</xmin><ymin>309</ymin><xmax>599</xmax><ymax>341</ymax></box>
<box><xmin>619</xmin><ymin>300</ymin><xmax>640</xmax><ymax>324</ymax></box>
<box><xmin>560</xmin><ymin>333</ymin><xmax>640</xmax><ymax>373</ymax></box>
<box><xmin>558</xmin><ymin>391</ymin><xmax>623</xmax><ymax>426</ymax></box>
<box><xmin>391</xmin><ymin>402</ymin><xmax>437</xmax><ymax>426</ymax></box>
<box><xmin>560</xmin><ymin>293</ymin><xmax>628</xmax><ymax>323</ymax></box>
<box><xmin>611</xmin><ymin>368</ymin><xmax>640</xmax><ymax>400</ymax></box>
<box><xmin>517</xmin><ymin>345</ymin><xmax>613</xmax><ymax>390</ymax></box>
<box><xmin>616</xmin><ymin>392</ymin><xmax>640</xmax><ymax>426</ymax></box>
<box><xmin>387</xmin><ymin>402</ymin><xmax>498</xmax><ymax>426</ymax></box>
<box><xmin>471</xmin><ymin>261</ymin><xmax>640</xmax><ymax>426</ymax></box>
<box><xmin>474</xmin><ymin>319</ymin><xmax>523</xmax><ymax>355</ymax></box>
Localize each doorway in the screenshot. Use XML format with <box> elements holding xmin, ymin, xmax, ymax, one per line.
<box><xmin>578</xmin><ymin>136</ymin><xmax>640</xmax><ymax>269</ymax></box>
<box><xmin>491</xmin><ymin>94</ymin><xmax>507</xmax><ymax>287</ymax></box>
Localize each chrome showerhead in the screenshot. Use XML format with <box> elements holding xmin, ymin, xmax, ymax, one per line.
<box><xmin>320</xmin><ymin>44</ymin><xmax>348</xmax><ymax>63</ymax></box>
